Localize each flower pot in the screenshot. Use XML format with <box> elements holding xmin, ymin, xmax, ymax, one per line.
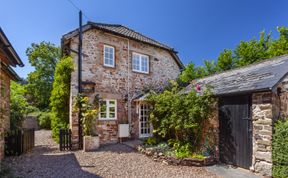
<box><xmin>118</xmin><ymin>124</ymin><xmax>129</xmax><ymax>138</ymax></box>
<box><xmin>83</xmin><ymin>135</ymin><xmax>100</xmax><ymax>152</ymax></box>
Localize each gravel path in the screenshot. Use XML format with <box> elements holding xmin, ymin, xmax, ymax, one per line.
<box><xmin>4</xmin><ymin>130</ymin><xmax>219</xmax><ymax>178</ymax></box>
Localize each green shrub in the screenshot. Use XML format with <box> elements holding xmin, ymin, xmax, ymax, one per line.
<box><xmin>38</xmin><ymin>112</ymin><xmax>52</xmax><ymax>129</ymax></box>
<box><xmin>272</xmin><ymin>119</ymin><xmax>288</xmax><ymax>178</ymax></box>
<box><xmin>147</xmin><ymin>81</ymin><xmax>214</xmax><ymax>152</ymax></box>
<box><xmin>144</xmin><ymin>137</ymin><xmax>158</xmax><ymax>146</ymax></box>
<box><xmin>191</xmin><ymin>153</ymin><xmax>205</xmax><ymax>160</ymax></box>
<box><xmin>174</xmin><ymin>143</ymin><xmax>192</xmax><ymax>158</ymax></box>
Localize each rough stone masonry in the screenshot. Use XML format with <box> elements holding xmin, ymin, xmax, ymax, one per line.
<box><xmin>67</xmin><ymin>29</ymin><xmax>182</xmax><ymax>147</ymax></box>
<box><xmin>0</xmin><ymin>69</ymin><xmax>11</xmax><ymax>161</ymax></box>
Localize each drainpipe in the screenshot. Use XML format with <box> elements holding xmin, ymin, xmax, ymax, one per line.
<box><xmin>78</xmin><ymin>10</ymin><xmax>83</xmax><ymax>149</ymax></box>
<box><xmin>127</xmin><ymin>39</ymin><xmax>132</xmax><ymax>135</ymax></box>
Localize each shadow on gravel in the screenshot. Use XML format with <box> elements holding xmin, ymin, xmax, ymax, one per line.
<box><xmin>4</xmin><ymin>146</ymin><xmax>102</xmax><ymax>178</ymax></box>
<box><xmin>95</xmin><ymin>143</ymin><xmax>136</xmax><ymax>154</ymax></box>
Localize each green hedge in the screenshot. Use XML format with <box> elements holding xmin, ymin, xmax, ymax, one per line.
<box><xmin>272</xmin><ymin>120</ymin><xmax>288</xmax><ymax>178</ymax></box>
<box><xmin>38</xmin><ymin>111</ymin><xmax>52</xmax><ymax>129</ymax></box>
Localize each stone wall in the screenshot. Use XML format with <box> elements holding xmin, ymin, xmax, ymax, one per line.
<box><xmin>202</xmin><ymin>101</ymin><xmax>219</xmax><ymax>161</ymax></box>
<box><xmin>0</xmin><ymin>69</ymin><xmax>11</xmax><ymax>161</ymax></box>
<box><xmin>68</xmin><ymin>29</ymin><xmax>181</xmax><ymax>147</ymax></box>
<box><xmin>278</xmin><ymin>75</ymin><xmax>288</xmax><ymax>118</ymax></box>
<box><xmin>251</xmin><ymin>92</ymin><xmax>273</xmax><ymax>176</ymax></box>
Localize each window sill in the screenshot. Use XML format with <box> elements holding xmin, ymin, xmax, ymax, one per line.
<box><xmin>132</xmin><ymin>70</ymin><xmax>150</xmax><ymax>75</ymax></box>
<box><xmin>103</xmin><ymin>64</ymin><xmax>115</xmax><ymax>68</ymax></box>
<box><xmin>98</xmin><ymin>118</ymin><xmax>117</xmax><ymax>121</ymax></box>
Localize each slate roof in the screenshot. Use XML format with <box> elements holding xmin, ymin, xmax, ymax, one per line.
<box><xmin>62</xmin><ymin>22</ymin><xmax>184</xmax><ymax>68</ymax></box>
<box><xmin>184</xmin><ymin>55</ymin><xmax>288</xmax><ymax>96</ymax></box>
<box><xmin>0</xmin><ymin>27</ymin><xmax>24</xmax><ymax>67</ymax></box>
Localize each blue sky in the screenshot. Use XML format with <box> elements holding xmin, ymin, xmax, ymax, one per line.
<box><xmin>1</xmin><ymin>0</ymin><xmax>288</xmax><ymax>78</ymax></box>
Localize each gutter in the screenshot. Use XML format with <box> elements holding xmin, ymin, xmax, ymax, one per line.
<box><xmin>0</xmin><ymin>61</ymin><xmax>21</xmax><ymax>81</ymax></box>
<box><xmin>0</xmin><ymin>28</ymin><xmax>24</xmax><ymax>67</ymax></box>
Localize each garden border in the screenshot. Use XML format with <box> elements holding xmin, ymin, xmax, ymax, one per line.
<box><xmin>137</xmin><ymin>145</ymin><xmax>215</xmax><ymax>167</ymax></box>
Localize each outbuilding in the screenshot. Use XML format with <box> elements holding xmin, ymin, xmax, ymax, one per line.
<box><xmin>184</xmin><ymin>55</ymin><xmax>288</xmax><ymax>176</ymax></box>
<box><xmin>0</xmin><ymin>27</ymin><xmax>24</xmax><ymax>161</ymax></box>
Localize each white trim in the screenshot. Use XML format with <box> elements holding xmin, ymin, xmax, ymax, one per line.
<box><xmin>103</xmin><ymin>45</ymin><xmax>115</xmax><ymax>67</ymax></box>
<box><xmin>139</xmin><ymin>103</ymin><xmax>153</xmax><ymax>138</ymax></box>
<box><xmin>99</xmin><ymin>99</ymin><xmax>117</xmax><ymax>120</ymax></box>
<box><xmin>132</xmin><ymin>52</ymin><xmax>149</xmax><ymax>74</ymax></box>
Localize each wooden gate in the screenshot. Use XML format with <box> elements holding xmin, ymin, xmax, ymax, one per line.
<box><xmin>5</xmin><ymin>129</ymin><xmax>35</xmax><ymax>156</ymax></box>
<box><xmin>219</xmin><ymin>95</ymin><xmax>252</xmax><ymax>169</ymax></box>
<box><xmin>59</xmin><ymin>129</ymin><xmax>72</xmax><ymax>151</ymax></box>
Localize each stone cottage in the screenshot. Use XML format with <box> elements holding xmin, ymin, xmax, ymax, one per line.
<box><xmin>61</xmin><ymin>22</ymin><xmax>184</xmax><ymax>148</ymax></box>
<box><xmin>0</xmin><ymin>28</ymin><xmax>24</xmax><ymax>161</ymax></box>
<box><xmin>184</xmin><ymin>55</ymin><xmax>288</xmax><ymax>176</ymax></box>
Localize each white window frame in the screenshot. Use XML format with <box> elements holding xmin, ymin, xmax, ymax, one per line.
<box><xmin>132</xmin><ymin>52</ymin><xmax>149</xmax><ymax>74</ymax></box>
<box><xmin>99</xmin><ymin>99</ymin><xmax>117</xmax><ymax>120</ymax></box>
<box><xmin>103</xmin><ymin>45</ymin><xmax>115</xmax><ymax>67</ymax></box>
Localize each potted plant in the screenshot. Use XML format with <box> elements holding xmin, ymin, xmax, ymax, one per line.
<box><xmin>74</xmin><ymin>94</ymin><xmax>100</xmax><ymax>151</ymax></box>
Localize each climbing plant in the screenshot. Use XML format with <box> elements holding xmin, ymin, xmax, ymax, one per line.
<box><xmin>147</xmin><ymin>81</ymin><xmax>215</xmax><ymax>153</ymax></box>
<box><xmin>50</xmin><ymin>56</ymin><xmax>74</xmax><ymax>141</ymax></box>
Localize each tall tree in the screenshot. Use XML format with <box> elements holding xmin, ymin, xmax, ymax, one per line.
<box><xmin>217</xmin><ymin>49</ymin><xmax>235</xmax><ymax>71</ymax></box>
<box><xmin>25</xmin><ymin>42</ymin><xmax>61</xmax><ymax>109</ymax></box>
<box><xmin>268</xmin><ymin>27</ymin><xmax>288</xmax><ymax>57</ymax></box>
<box><xmin>10</xmin><ymin>81</ymin><xmax>38</xmax><ymax>129</ymax></box>
<box><xmin>203</xmin><ymin>60</ymin><xmax>218</xmax><ymax>75</ymax></box>
<box><xmin>179</xmin><ymin>27</ymin><xmax>288</xmax><ymax>84</ymax></box>
<box><xmin>235</xmin><ymin>31</ymin><xmax>271</xmax><ymax>67</ymax></box>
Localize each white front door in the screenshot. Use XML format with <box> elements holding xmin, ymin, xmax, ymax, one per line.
<box><xmin>139</xmin><ymin>104</ymin><xmax>152</xmax><ymax>138</ymax></box>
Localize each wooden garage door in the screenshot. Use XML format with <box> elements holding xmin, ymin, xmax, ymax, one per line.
<box><xmin>219</xmin><ymin>95</ymin><xmax>252</xmax><ymax>169</ymax></box>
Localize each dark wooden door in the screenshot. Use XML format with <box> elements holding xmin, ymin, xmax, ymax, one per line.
<box><xmin>219</xmin><ymin>95</ymin><xmax>252</xmax><ymax>169</ymax></box>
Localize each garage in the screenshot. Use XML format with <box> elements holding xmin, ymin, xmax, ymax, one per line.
<box><xmin>184</xmin><ymin>55</ymin><xmax>288</xmax><ymax>176</ymax></box>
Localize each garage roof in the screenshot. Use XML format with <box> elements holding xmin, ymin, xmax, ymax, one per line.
<box><xmin>184</xmin><ymin>55</ymin><xmax>288</xmax><ymax>96</ymax></box>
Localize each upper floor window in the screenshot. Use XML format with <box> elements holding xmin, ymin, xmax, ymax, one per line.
<box><xmin>99</xmin><ymin>99</ymin><xmax>117</xmax><ymax>120</ymax></box>
<box><xmin>103</xmin><ymin>45</ymin><xmax>115</xmax><ymax>67</ymax></box>
<box><xmin>132</xmin><ymin>52</ymin><xmax>149</xmax><ymax>74</ymax></box>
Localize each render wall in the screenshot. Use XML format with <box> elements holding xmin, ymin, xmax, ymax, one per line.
<box><xmin>0</xmin><ymin>69</ymin><xmax>10</xmax><ymax>160</ymax></box>
<box><xmin>68</xmin><ymin>29</ymin><xmax>181</xmax><ymax>147</ymax></box>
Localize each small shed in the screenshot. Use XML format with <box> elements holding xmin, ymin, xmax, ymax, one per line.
<box><xmin>184</xmin><ymin>55</ymin><xmax>288</xmax><ymax>176</ymax></box>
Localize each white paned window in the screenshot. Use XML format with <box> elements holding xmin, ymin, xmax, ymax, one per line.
<box><xmin>132</xmin><ymin>52</ymin><xmax>149</xmax><ymax>73</ymax></box>
<box><xmin>99</xmin><ymin>99</ymin><xmax>117</xmax><ymax>120</ymax></box>
<box><xmin>103</xmin><ymin>45</ymin><xmax>115</xmax><ymax>67</ymax></box>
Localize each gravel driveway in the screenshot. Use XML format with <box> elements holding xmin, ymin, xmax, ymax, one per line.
<box><xmin>4</xmin><ymin>130</ymin><xmax>219</xmax><ymax>178</ymax></box>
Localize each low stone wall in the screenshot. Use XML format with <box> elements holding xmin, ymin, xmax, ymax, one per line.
<box><xmin>137</xmin><ymin>146</ymin><xmax>215</xmax><ymax>167</ymax></box>
<box><xmin>22</xmin><ymin>116</ymin><xmax>39</xmax><ymax>130</ymax></box>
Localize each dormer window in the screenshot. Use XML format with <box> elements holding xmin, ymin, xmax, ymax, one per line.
<box><xmin>103</xmin><ymin>45</ymin><xmax>115</xmax><ymax>67</ymax></box>
<box><xmin>132</xmin><ymin>52</ymin><xmax>149</xmax><ymax>74</ymax></box>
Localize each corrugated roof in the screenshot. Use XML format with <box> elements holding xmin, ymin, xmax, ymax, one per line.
<box><xmin>62</xmin><ymin>22</ymin><xmax>184</xmax><ymax>68</ymax></box>
<box><xmin>184</xmin><ymin>55</ymin><xmax>288</xmax><ymax>96</ymax></box>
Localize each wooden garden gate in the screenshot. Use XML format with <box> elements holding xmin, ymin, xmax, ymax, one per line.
<box><xmin>219</xmin><ymin>95</ymin><xmax>253</xmax><ymax>169</ymax></box>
